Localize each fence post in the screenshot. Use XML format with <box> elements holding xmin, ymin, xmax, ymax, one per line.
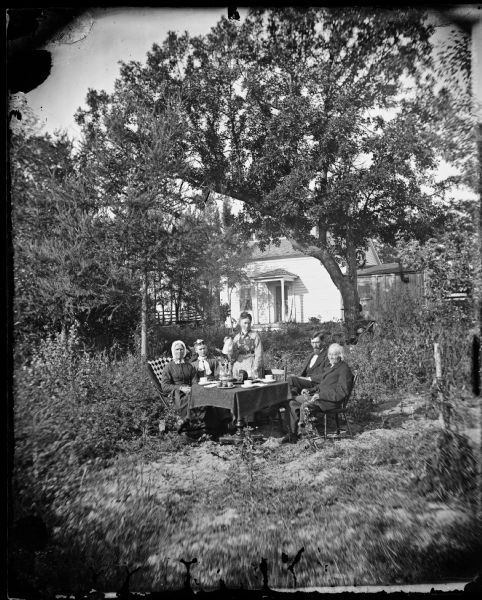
<box><xmin>433</xmin><ymin>342</ymin><xmax>449</xmax><ymax>429</ymax></box>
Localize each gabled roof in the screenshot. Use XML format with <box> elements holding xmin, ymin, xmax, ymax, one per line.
<box><xmin>251</xmin><ymin>268</ymin><xmax>298</xmax><ymax>281</ymax></box>
<box><xmin>357</xmin><ymin>262</ymin><xmax>419</xmax><ymax>276</ymax></box>
<box><xmin>365</xmin><ymin>240</ymin><xmax>381</xmax><ymax>266</ymax></box>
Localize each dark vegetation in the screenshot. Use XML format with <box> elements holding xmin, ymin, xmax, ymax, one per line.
<box><xmin>9</xmin><ymin>6</ymin><xmax>479</xmax><ymax>596</ymax></box>
<box><xmin>12</xmin><ymin>292</ymin><xmax>480</xmax><ymax>593</ymax></box>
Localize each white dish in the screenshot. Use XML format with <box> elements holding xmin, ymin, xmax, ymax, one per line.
<box><xmin>198</xmin><ymin>380</ymin><xmax>214</xmax><ymax>385</ymax></box>
<box><xmin>261</xmin><ymin>378</ymin><xmax>276</xmax><ymax>383</ymax></box>
<box><xmin>242</xmin><ymin>383</ymin><xmax>254</xmax><ymax>388</ymax></box>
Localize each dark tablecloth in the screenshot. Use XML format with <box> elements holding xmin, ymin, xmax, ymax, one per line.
<box><xmin>190</xmin><ymin>382</ymin><xmax>290</xmax><ymax>423</ymax></box>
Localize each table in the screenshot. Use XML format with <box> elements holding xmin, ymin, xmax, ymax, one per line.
<box><xmin>190</xmin><ymin>381</ymin><xmax>290</xmax><ymax>431</ymax></box>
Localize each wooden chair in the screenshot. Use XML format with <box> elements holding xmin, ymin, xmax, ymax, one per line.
<box><xmin>308</xmin><ymin>372</ymin><xmax>359</xmax><ymax>440</ymax></box>
<box><xmin>147</xmin><ymin>356</ymin><xmax>212</xmax><ymax>436</ymax></box>
<box><xmin>146</xmin><ymin>356</ymin><xmax>175</xmax><ymax>415</ymax></box>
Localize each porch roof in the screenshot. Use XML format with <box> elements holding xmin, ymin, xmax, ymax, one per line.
<box><xmin>250</xmin><ymin>268</ymin><xmax>299</xmax><ymax>282</ymax></box>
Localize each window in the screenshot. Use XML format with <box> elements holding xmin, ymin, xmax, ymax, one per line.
<box><xmin>239</xmin><ymin>285</ymin><xmax>253</xmax><ymax>311</ymax></box>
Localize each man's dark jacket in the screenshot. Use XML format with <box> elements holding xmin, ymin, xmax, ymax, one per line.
<box><xmin>316</xmin><ymin>360</ymin><xmax>354</xmax><ymax>407</ymax></box>
<box><xmin>300</xmin><ymin>347</ymin><xmax>331</xmax><ymax>383</ymax></box>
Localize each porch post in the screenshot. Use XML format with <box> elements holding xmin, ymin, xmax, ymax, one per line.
<box><xmin>281</xmin><ymin>278</ymin><xmax>285</xmax><ymax>323</ymax></box>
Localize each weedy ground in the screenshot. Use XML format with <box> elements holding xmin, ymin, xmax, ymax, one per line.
<box><xmin>24</xmin><ymin>391</ymin><xmax>481</xmax><ymax>594</ymax></box>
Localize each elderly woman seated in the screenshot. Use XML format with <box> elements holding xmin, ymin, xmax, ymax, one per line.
<box><xmin>160</xmin><ymin>339</ymin><xmax>231</xmax><ymax>436</ymax></box>
<box><xmin>160</xmin><ymin>340</ymin><xmax>197</xmax><ymax>432</ymax></box>
<box><xmin>284</xmin><ymin>343</ymin><xmax>354</xmax><ymax>443</ymax></box>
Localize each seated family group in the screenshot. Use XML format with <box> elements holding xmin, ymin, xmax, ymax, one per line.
<box><xmin>158</xmin><ymin>311</ymin><xmax>354</xmax><ymax>442</ymax></box>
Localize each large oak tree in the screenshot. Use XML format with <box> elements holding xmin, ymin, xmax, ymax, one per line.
<box><xmin>132</xmin><ymin>8</ymin><xmax>454</xmax><ymax>335</ymax></box>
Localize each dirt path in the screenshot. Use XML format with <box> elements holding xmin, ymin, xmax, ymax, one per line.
<box><xmin>65</xmin><ymin>394</ymin><xmax>480</xmax><ymax>590</ymax></box>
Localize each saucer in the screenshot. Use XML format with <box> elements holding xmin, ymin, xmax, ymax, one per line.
<box><xmin>242</xmin><ymin>383</ymin><xmax>254</xmax><ymax>388</ymax></box>
<box><xmin>261</xmin><ymin>378</ymin><xmax>276</xmax><ymax>383</ymax></box>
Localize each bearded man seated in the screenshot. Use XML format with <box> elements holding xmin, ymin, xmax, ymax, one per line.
<box><xmin>284</xmin><ymin>343</ymin><xmax>354</xmax><ymax>443</ymax></box>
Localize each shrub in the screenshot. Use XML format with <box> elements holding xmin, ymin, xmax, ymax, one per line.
<box><xmin>14</xmin><ymin>326</ymin><xmax>162</xmax><ymax>510</ymax></box>
<box><xmin>347</xmin><ymin>290</ymin><xmax>472</xmax><ymax>402</ymax></box>
<box><xmin>261</xmin><ymin>321</ymin><xmax>348</xmax><ymax>371</ymax></box>
<box><xmin>145</xmin><ymin>323</ymin><xmax>234</xmax><ymax>358</ymax></box>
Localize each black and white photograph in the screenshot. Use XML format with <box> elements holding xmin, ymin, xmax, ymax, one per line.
<box><xmin>7</xmin><ymin>5</ymin><xmax>482</xmax><ymax>597</ymax></box>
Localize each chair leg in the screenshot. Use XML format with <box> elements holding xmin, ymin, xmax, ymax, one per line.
<box><xmin>344</xmin><ymin>412</ymin><xmax>353</xmax><ymax>437</ymax></box>
<box><xmin>324</xmin><ymin>414</ymin><xmax>327</xmax><ymax>440</ymax></box>
<box><xmin>334</xmin><ymin>413</ymin><xmax>340</xmax><ymax>435</ymax></box>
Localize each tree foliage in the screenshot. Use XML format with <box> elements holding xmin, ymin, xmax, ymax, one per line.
<box><xmin>123</xmin><ymin>7</ymin><xmax>461</xmax><ymax>335</ymax></box>
<box><xmin>9</xmin><ymin>107</ymin><xmax>150</xmax><ymax>357</ymax></box>
<box><xmin>396</xmin><ymin>198</ymin><xmax>477</xmax><ymax>313</ymax></box>
<box><xmin>12</xmin><ymin>8</ymin><xmax>475</xmax><ymax>350</ymax></box>
<box><xmin>74</xmin><ymin>78</ymin><xmax>252</xmax><ymax>349</ymax></box>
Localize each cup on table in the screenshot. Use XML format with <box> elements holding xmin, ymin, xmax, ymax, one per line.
<box><xmin>243</xmin><ymin>379</ymin><xmax>253</xmax><ymax>387</ymax></box>
<box><xmin>199</xmin><ymin>376</ymin><xmax>208</xmax><ymax>384</ymax></box>
<box><xmin>265</xmin><ymin>374</ymin><xmax>275</xmax><ymax>381</ymax></box>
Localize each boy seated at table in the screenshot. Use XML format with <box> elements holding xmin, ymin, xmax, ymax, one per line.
<box><xmin>190</xmin><ymin>339</ymin><xmax>219</xmax><ymax>380</ymax></box>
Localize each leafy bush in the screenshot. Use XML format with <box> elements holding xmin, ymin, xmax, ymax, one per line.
<box><xmin>261</xmin><ymin>321</ymin><xmax>347</xmax><ymax>371</ymax></box>
<box><xmin>14</xmin><ymin>326</ymin><xmax>161</xmax><ymax>509</ymax></box>
<box><xmin>347</xmin><ymin>290</ymin><xmax>472</xmax><ymax>403</ymax></box>
<box><xmin>146</xmin><ymin>323</ymin><xmax>234</xmax><ymax>358</ymax></box>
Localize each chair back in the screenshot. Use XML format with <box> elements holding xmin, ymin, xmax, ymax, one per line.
<box><xmin>341</xmin><ymin>371</ymin><xmax>358</xmax><ymax>409</ymax></box>
<box><xmin>269</xmin><ymin>366</ymin><xmax>287</xmax><ymax>382</ymax></box>
<box><xmin>147</xmin><ymin>356</ymin><xmax>172</xmax><ymax>391</ymax></box>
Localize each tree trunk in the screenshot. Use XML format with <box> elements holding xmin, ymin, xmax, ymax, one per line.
<box><xmin>344</xmin><ymin>222</ymin><xmax>361</xmax><ymax>342</ymax></box>
<box><xmin>211</xmin><ymin>281</ymin><xmax>221</xmax><ymax>323</ymax></box>
<box><xmin>140</xmin><ymin>271</ymin><xmax>148</xmax><ymax>359</ymax></box>
<box><xmin>291</xmin><ymin>231</ymin><xmax>360</xmax><ymax>341</ymax></box>
<box><xmin>227</xmin><ymin>286</ymin><xmax>235</xmax><ymax>332</ymax></box>
<box><xmin>175</xmin><ymin>290</ymin><xmax>181</xmax><ymax>322</ymax></box>
<box><xmin>340</xmin><ymin>279</ymin><xmax>360</xmax><ymax>342</ymax></box>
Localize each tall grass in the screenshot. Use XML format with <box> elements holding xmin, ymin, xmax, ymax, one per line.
<box><xmin>11</xmin><ymin>424</ymin><xmax>481</xmax><ymax>593</ymax></box>
<box><xmin>347</xmin><ymin>291</ymin><xmax>472</xmax><ymax>404</ymax></box>
<box><xmin>14</xmin><ymin>326</ymin><xmax>161</xmax><ymax>513</ymax></box>
<box><xmin>11</xmin><ymin>304</ymin><xmax>478</xmax><ymax>594</ymax></box>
